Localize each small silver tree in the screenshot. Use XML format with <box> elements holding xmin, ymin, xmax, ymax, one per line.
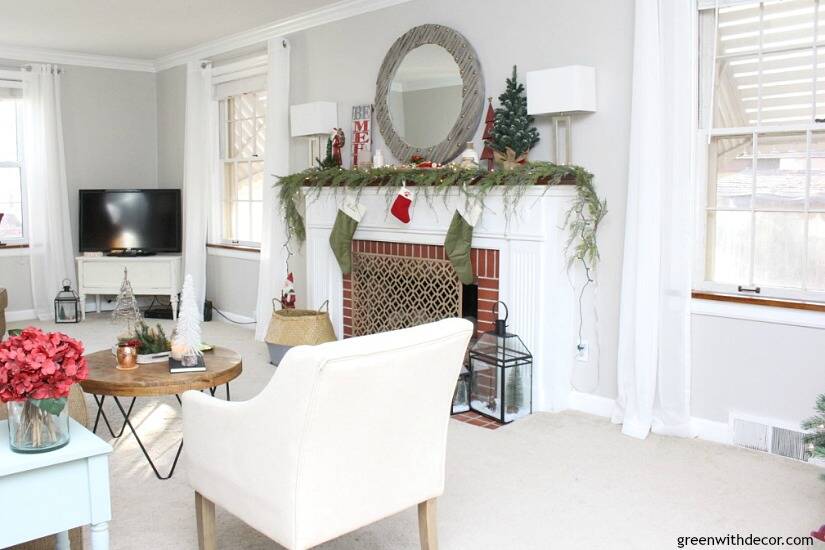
<box><xmin>112</xmin><ymin>268</ymin><xmax>141</xmax><ymax>336</ymax></box>
<box><xmin>172</xmin><ymin>274</ymin><xmax>202</xmax><ymax>365</ymax></box>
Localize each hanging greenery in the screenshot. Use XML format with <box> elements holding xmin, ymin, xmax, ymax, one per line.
<box><xmin>276</xmin><ymin>161</ymin><xmax>606</xmax><ymax>268</ymax></box>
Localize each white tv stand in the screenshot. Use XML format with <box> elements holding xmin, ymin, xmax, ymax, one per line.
<box><xmin>75</xmin><ymin>254</ymin><xmax>182</xmax><ymax>321</ymax></box>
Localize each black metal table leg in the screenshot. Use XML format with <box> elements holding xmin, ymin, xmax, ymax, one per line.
<box><xmin>92</xmin><ymin>394</ymin><xmax>135</xmax><ymax>438</ymax></box>
<box><xmin>96</xmin><ymin>383</ymin><xmax>232</xmax><ymax>480</ymax></box>
<box><xmin>112</xmin><ymin>396</ymin><xmax>183</xmax><ymax>480</ymax></box>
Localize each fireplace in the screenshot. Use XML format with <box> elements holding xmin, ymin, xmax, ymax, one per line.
<box><xmin>303</xmin><ymin>186</ymin><xmax>577</xmax><ymax>412</ymax></box>
<box><xmin>342</xmin><ymin>240</ymin><xmax>499</xmax><ymax>338</ymax></box>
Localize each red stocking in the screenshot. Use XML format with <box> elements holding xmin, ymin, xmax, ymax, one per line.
<box><xmin>390</xmin><ymin>186</ymin><xmax>414</xmax><ymax>224</ymax></box>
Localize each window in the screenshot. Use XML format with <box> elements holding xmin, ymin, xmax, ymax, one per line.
<box><xmin>0</xmin><ymin>94</ymin><xmax>24</xmax><ymax>243</ymax></box>
<box><xmin>218</xmin><ymin>90</ymin><xmax>266</xmax><ymax>246</ymax></box>
<box><xmin>699</xmin><ymin>0</ymin><xmax>825</xmax><ymax>301</ymax></box>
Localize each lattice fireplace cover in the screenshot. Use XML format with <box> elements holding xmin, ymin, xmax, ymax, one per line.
<box><xmin>351</xmin><ymin>252</ymin><xmax>462</xmax><ymax>336</ymax></box>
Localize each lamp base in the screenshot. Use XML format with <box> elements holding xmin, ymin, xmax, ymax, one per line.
<box><xmin>551</xmin><ymin>115</ymin><xmax>572</xmax><ymax>165</ymax></box>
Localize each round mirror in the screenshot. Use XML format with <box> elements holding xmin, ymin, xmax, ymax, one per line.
<box><xmin>387</xmin><ymin>44</ymin><xmax>463</xmax><ymax>149</ymax></box>
<box><xmin>375</xmin><ymin>24</ymin><xmax>484</xmax><ymax>164</ymax></box>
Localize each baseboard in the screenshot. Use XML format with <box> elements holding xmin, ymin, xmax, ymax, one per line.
<box><xmin>6</xmin><ymin>309</ymin><xmax>36</xmax><ymax>322</ymax></box>
<box><xmin>690</xmin><ymin>416</ymin><xmax>732</xmax><ymax>445</ymax></box>
<box><xmin>567</xmin><ymin>390</ymin><xmax>734</xmax><ymax>445</ymax></box>
<box><xmin>568</xmin><ymin>390</ymin><xmax>616</xmax><ymax>417</ymax></box>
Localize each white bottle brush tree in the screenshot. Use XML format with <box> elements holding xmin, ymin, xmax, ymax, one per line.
<box><xmin>173</xmin><ymin>274</ymin><xmax>202</xmax><ymax>364</ymax></box>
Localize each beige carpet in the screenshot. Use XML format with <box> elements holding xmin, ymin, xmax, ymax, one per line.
<box><xmin>11</xmin><ymin>315</ymin><xmax>825</xmax><ymax>550</ymax></box>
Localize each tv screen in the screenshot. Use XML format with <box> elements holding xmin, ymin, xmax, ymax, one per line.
<box><xmin>79</xmin><ymin>189</ymin><xmax>182</xmax><ymax>253</ymax></box>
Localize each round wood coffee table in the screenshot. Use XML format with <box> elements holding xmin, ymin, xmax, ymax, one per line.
<box><xmin>81</xmin><ymin>347</ymin><xmax>242</xmax><ymax>480</ymax></box>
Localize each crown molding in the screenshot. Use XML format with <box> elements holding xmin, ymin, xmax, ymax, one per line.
<box><xmin>0</xmin><ymin>0</ymin><xmax>411</xmax><ymax>74</ymax></box>
<box><xmin>153</xmin><ymin>0</ymin><xmax>413</xmax><ymax>71</ymax></box>
<box><xmin>0</xmin><ymin>43</ymin><xmax>156</xmax><ymax>72</ymax></box>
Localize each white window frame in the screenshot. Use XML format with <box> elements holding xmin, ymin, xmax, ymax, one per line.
<box><xmin>695</xmin><ymin>0</ymin><xmax>825</xmax><ymax>303</ymax></box>
<box><xmin>0</xmin><ymin>75</ymin><xmax>27</xmax><ymax>246</ymax></box>
<box><xmin>216</xmin><ymin>90</ymin><xmax>266</xmax><ymax>248</ymax></box>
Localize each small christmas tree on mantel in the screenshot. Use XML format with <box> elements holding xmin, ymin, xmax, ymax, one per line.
<box><xmin>489</xmin><ymin>65</ymin><xmax>540</xmax><ymax>169</ymax></box>
<box><xmin>171</xmin><ymin>274</ymin><xmax>202</xmax><ymax>368</ymax></box>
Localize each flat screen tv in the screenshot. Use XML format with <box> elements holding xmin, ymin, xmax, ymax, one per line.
<box><xmin>79</xmin><ymin>189</ymin><xmax>182</xmax><ymax>254</ymax></box>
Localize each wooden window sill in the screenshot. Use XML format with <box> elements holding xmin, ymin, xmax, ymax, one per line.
<box><xmin>0</xmin><ymin>243</ymin><xmax>29</xmax><ymax>249</ymax></box>
<box><xmin>692</xmin><ymin>291</ymin><xmax>825</xmax><ymax>313</ymax></box>
<box><xmin>206</xmin><ymin>243</ymin><xmax>260</xmax><ymax>254</ymax></box>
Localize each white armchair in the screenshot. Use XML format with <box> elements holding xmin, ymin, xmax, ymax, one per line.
<box><xmin>182</xmin><ymin>318</ymin><xmax>474</xmax><ymax>550</ymax></box>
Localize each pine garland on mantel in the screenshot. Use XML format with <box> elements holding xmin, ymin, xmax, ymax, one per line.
<box><xmin>277</xmin><ymin>161</ymin><xmax>607</xmax><ymax>268</ymax></box>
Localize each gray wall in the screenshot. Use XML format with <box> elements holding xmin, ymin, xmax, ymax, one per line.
<box><xmin>691</xmin><ymin>316</ymin><xmax>824</xmax><ymax>424</ymax></box>
<box><xmin>0</xmin><ymin>254</ymin><xmax>34</xmax><ymax>313</ymax></box>
<box><xmin>205</xmin><ymin>253</ymin><xmax>260</xmax><ymax>319</ymax></box>
<box><xmin>156</xmin><ymin>65</ymin><xmax>186</xmax><ymax>189</ymax></box>
<box><xmin>62</xmin><ymin>65</ymin><xmax>158</xmax><ymax>252</ymax></box>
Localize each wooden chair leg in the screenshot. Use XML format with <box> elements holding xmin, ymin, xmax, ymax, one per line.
<box><xmin>195</xmin><ymin>491</ymin><xmax>217</xmax><ymax>550</ymax></box>
<box><xmin>417</xmin><ymin>498</ymin><xmax>438</xmax><ymax>550</ymax></box>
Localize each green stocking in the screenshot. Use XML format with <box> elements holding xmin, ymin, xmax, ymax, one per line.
<box><xmin>444</xmin><ymin>211</ymin><xmax>474</xmax><ymax>284</ymax></box>
<box><xmin>329</xmin><ymin>210</ymin><xmax>360</xmax><ymax>273</ymax></box>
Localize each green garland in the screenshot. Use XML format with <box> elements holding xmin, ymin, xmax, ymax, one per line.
<box><xmin>277</xmin><ymin>161</ymin><xmax>606</xmax><ymax>268</ymax></box>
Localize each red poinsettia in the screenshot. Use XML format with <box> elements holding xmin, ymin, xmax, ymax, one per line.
<box><xmin>0</xmin><ymin>327</ymin><xmax>88</xmax><ymax>402</ymax></box>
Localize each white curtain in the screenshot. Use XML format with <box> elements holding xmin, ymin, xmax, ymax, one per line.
<box><xmin>182</xmin><ymin>61</ymin><xmax>218</xmax><ymax>317</ymax></box>
<box><xmin>612</xmin><ymin>0</ymin><xmax>694</xmax><ymax>439</ymax></box>
<box><xmin>22</xmin><ymin>65</ymin><xmax>74</xmax><ymax>321</ymax></box>
<box><xmin>255</xmin><ymin>38</ymin><xmax>291</xmax><ymax>341</ymax></box>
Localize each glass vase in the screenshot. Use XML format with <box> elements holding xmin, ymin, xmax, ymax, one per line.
<box><xmin>6</xmin><ymin>398</ymin><xmax>70</xmax><ymax>453</ymax></box>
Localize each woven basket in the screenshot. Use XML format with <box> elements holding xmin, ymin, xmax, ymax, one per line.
<box><xmin>265</xmin><ymin>300</ymin><xmax>337</xmax><ymax>346</ymax></box>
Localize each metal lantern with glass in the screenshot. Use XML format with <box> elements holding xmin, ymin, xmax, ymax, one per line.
<box><xmin>54</xmin><ymin>279</ymin><xmax>80</xmax><ymax>323</ymax></box>
<box><xmin>468</xmin><ymin>302</ymin><xmax>532</xmax><ymax>424</ymax></box>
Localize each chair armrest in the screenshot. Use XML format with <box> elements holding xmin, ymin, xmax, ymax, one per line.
<box><xmin>181</xmin><ymin>388</ymin><xmax>297</xmax><ymax>545</ymax></box>
<box><xmin>181</xmin><ymin>391</ymin><xmax>257</xmax><ymax>490</ymax></box>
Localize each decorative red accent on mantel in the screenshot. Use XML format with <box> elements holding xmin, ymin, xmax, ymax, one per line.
<box><xmin>342</xmin><ymin>240</ymin><xmax>500</xmax><ymax>339</ymax></box>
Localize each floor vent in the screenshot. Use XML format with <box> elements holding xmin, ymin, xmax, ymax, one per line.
<box><xmin>771</xmin><ymin>427</ymin><xmax>808</xmax><ymax>461</ymax></box>
<box><xmin>731</xmin><ymin>415</ymin><xmax>810</xmax><ymax>462</ymax></box>
<box><xmin>732</xmin><ymin>417</ymin><xmax>769</xmax><ymax>452</ymax></box>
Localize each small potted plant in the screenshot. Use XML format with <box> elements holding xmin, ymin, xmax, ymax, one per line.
<box><xmin>0</xmin><ymin>327</ymin><xmax>88</xmax><ymax>453</ymax></box>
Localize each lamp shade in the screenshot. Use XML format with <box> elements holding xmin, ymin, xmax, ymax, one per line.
<box><xmin>290</xmin><ymin>101</ymin><xmax>338</xmax><ymax>137</ymax></box>
<box><xmin>526</xmin><ymin>66</ymin><xmax>597</xmax><ymax>115</ymax></box>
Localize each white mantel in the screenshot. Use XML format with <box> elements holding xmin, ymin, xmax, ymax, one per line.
<box><xmin>304</xmin><ymin>186</ymin><xmax>577</xmax><ymax>412</ymax></box>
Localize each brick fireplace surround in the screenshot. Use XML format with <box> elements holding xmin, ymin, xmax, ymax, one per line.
<box><xmin>342</xmin><ymin>240</ymin><xmax>500</xmax><ymax>338</ymax></box>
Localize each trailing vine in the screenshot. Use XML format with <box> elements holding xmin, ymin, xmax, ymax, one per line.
<box><xmin>276</xmin><ymin>161</ymin><xmax>606</xmax><ymax>268</ymax></box>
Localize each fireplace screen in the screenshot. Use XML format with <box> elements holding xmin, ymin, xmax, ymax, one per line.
<box><xmin>351</xmin><ymin>251</ymin><xmax>462</xmax><ymax>336</ymax></box>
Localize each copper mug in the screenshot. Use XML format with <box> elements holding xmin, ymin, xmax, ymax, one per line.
<box><xmin>116</xmin><ymin>344</ymin><xmax>138</xmax><ymax>370</ymax></box>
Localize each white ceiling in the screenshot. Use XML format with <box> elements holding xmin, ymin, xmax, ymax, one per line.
<box><xmin>0</xmin><ymin>0</ymin><xmax>340</xmax><ymax>61</ymax></box>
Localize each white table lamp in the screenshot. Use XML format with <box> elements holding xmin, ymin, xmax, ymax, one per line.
<box><xmin>526</xmin><ymin>66</ymin><xmax>596</xmax><ymax>165</ymax></box>
<box><xmin>290</xmin><ymin>101</ymin><xmax>338</xmax><ymax>167</ymax></box>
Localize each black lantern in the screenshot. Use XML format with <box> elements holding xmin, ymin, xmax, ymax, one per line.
<box><xmin>469</xmin><ymin>302</ymin><xmax>532</xmax><ymax>423</ymax></box>
<box><xmin>54</xmin><ymin>279</ymin><xmax>80</xmax><ymax>323</ymax></box>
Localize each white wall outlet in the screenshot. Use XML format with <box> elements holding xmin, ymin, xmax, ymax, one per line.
<box><xmin>576</xmin><ymin>340</ymin><xmax>589</xmax><ymax>362</ymax></box>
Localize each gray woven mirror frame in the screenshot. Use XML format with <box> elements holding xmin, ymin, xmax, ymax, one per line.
<box><xmin>375</xmin><ymin>24</ymin><xmax>485</xmax><ymax>164</ymax></box>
